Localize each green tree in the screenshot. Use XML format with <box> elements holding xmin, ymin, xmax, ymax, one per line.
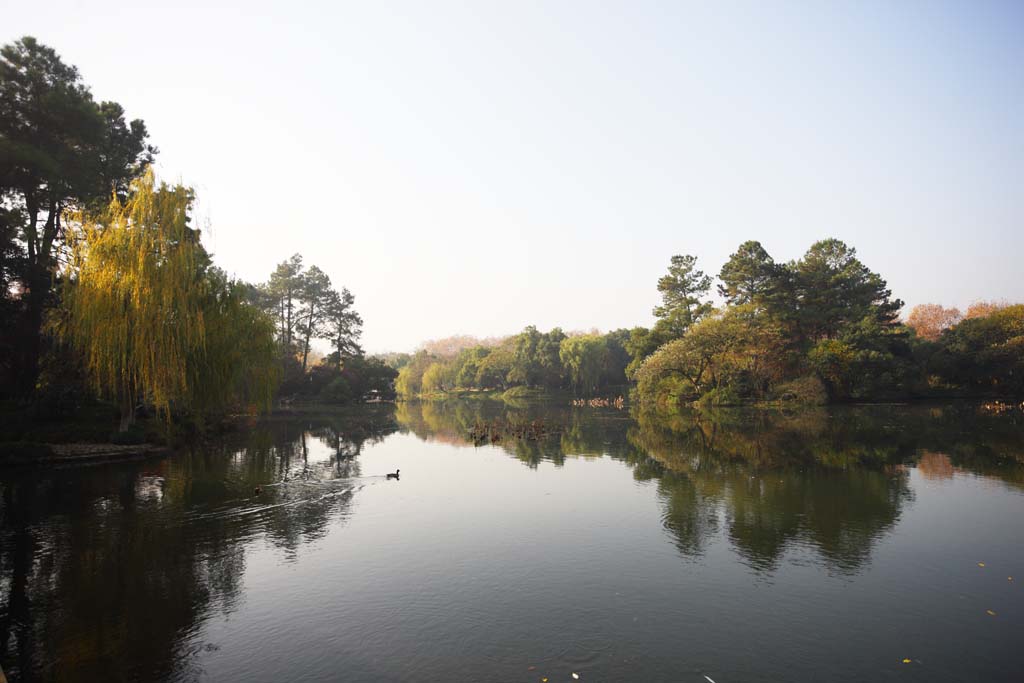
<box><xmin>295</xmin><ymin>265</ymin><xmax>334</xmax><ymax>372</ymax></box>
<box><xmin>653</xmin><ymin>254</ymin><xmax>713</xmax><ymax>337</ymax></box>
<box><xmin>325</xmin><ymin>287</ymin><xmax>363</xmax><ymax>365</ymax></box>
<box><xmin>190</xmin><ymin>268</ymin><xmax>280</xmax><ymax>414</ymax></box>
<box><xmin>559</xmin><ymin>335</ymin><xmax>609</xmax><ymax>396</ymax></box>
<box><xmin>598</xmin><ymin>328</ymin><xmax>631</xmax><ymax>387</ymax></box>
<box><xmin>635</xmin><ymin>307</ymin><xmax>789</xmax><ymax>405</ymax></box>
<box><xmin>535</xmin><ymin>327</ymin><xmax>568</xmax><ymax>388</ymax></box>
<box><xmin>930</xmin><ymin>304</ymin><xmax>1024</xmax><ymax>395</ymax></box>
<box><xmin>421</xmin><ymin>361</ymin><xmax>456</xmax><ymax>394</ymax></box>
<box><xmin>508</xmin><ymin>325</ymin><xmax>542</xmax><ymax>386</ymax></box>
<box><xmin>340</xmin><ymin>355</ymin><xmax>397</xmax><ymax>400</ymax></box>
<box><xmin>454</xmin><ymin>347</ymin><xmax>491</xmax><ymax>388</ymax></box>
<box><xmin>395</xmin><ymin>350</ymin><xmax>436</xmax><ymax>397</ymax></box>
<box><xmin>475</xmin><ymin>344</ymin><xmax>514</xmax><ymax>390</ymax></box>
<box><xmin>507</xmin><ymin>326</ymin><xmax>567</xmax><ymax>388</ymax></box>
<box><xmin>624</xmin><ymin>326</ymin><xmax>665</xmax><ymax>379</ymax></box>
<box><xmin>717</xmin><ymin>240</ymin><xmax>778</xmax><ymax>307</ymax></box>
<box><xmin>835</xmin><ymin>315</ymin><xmax>915</xmax><ymax>399</ymax></box>
<box><xmin>0</xmin><ymin>37</ymin><xmax>155</xmax><ymax>395</ymax></box>
<box><xmin>792</xmin><ymin>239</ymin><xmax>902</xmax><ymax>342</ymax></box>
<box><xmin>255</xmin><ymin>256</ymin><xmax>363</xmax><ymax>380</ymax></box>
<box><xmin>261</xmin><ymin>254</ymin><xmax>304</xmax><ymax>354</ymax></box>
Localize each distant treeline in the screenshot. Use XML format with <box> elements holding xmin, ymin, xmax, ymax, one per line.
<box><xmin>394</xmin><ymin>326</ymin><xmax>632</xmax><ymax>398</ymax></box>
<box><xmin>395</xmin><ymin>239</ymin><xmax>1022</xmax><ymax>405</ymax></box>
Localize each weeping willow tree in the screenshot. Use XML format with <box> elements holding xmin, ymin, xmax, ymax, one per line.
<box><xmin>57</xmin><ymin>169</ymin><xmax>278</xmax><ymax>431</ymax></box>
<box><xmin>188</xmin><ymin>268</ymin><xmax>280</xmax><ymax>416</ymax></box>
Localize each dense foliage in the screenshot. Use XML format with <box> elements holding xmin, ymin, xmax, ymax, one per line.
<box><xmin>395</xmin><ymin>326</ymin><xmax>631</xmax><ymax>398</ymax></box>
<box><xmin>1</xmin><ymin>37</ymin><xmax>155</xmax><ymax>398</ymax></box>
<box><xmin>919</xmin><ymin>304</ymin><xmax>1024</xmax><ymax>396</ymax></box>
<box><xmin>635</xmin><ymin>241</ymin><xmax>1022</xmax><ymax>407</ymax></box>
<box><xmin>56</xmin><ymin>171</ymin><xmax>279</xmax><ymax>429</ymax></box>
<box><xmin>0</xmin><ymin>37</ymin><xmax>385</xmax><ymax>437</ymax></box>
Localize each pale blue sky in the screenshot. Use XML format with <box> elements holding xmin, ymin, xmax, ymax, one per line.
<box><xmin>7</xmin><ymin>1</ymin><xmax>1023</xmax><ymax>352</ymax></box>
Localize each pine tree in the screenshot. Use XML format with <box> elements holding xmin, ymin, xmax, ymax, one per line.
<box><xmin>653</xmin><ymin>254</ymin><xmax>713</xmax><ymax>336</ymax></box>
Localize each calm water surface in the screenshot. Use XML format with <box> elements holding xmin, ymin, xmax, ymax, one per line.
<box><xmin>1</xmin><ymin>402</ymin><xmax>1022</xmax><ymax>682</ymax></box>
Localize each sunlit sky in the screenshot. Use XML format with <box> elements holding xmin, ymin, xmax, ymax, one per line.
<box><xmin>7</xmin><ymin>1</ymin><xmax>1023</xmax><ymax>352</ymax></box>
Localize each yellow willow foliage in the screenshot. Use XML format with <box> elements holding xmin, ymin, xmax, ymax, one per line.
<box><xmin>58</xmin><ymin>169</ymin><xmax>278</xmax><ymax>421</ymax></box>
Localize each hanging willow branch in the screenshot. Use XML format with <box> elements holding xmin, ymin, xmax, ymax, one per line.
<box><xmin>56</xmin><ymin>168</ymin><xmax>278</xmax><ymax>429</ymax></box>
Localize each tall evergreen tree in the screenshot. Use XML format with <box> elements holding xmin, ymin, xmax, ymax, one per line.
<box><xmin>296</xmin><ymin>265</ymin><xmax>334</xmax><ymax>372</ymax></box>
<box><xmin>262</xmin><ymin>254</ymin><xmax>304</xmax><ymax>353</ymax></box>
<box><xmin>325</xmin><ymin>287</ymin><xmax>363</xmax><ymax>366</ymax></box>
<box><xmin>717</xmin><ymin>240</ymin><xmax>778</xmax><ymax>307</ymax></box>
<box><xmin>653</xmin><ymin>254</ymin><xmax>713</xmax><ymax>337</ymax></box>
<box><xmin>793</xmin><ymin>239</ymin><xmax>902</xmax><ymax>341</ymax></box>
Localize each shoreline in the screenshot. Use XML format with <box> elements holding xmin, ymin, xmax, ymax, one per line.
<box><xmin>0</xmin><ymin>442</ymin><xmax>173</xmax><ymax>467</ymax></box>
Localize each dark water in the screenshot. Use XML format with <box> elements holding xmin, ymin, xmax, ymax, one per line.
<box><xmin>1</xmin><ymin>402</ymin><xmax>1022</xmax><ymax>682</ymax></box>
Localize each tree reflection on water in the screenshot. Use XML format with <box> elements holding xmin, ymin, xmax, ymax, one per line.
<box><xmin>0</xmin><ymin>406</ymin><xmax>396</xmax><ymax>682</ymax></box>
<box><xmin>398</xmin><ymin>399</ymin><xmax>1024</xmax><ymax>574</ymax></box>
<box><xmin>0</xmin><ymin>401</ymin><xmax>1020</xmax><ymax>680</ymax></box>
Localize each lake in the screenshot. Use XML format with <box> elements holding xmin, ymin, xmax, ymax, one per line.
<box><xmin>1</xmin><ymin>401</ymin><xmax>1022</xmax><ymax>682</ymax></box>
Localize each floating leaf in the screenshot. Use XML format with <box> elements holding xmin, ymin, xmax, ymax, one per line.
<box><xmin>902</xmin><ymin>659</ymin><xmax>912</xmax><ymax>664</ymax></box>
<box><xmin>978</xmin><ymin>562</ymin><xmax>986</xmax><ymax>567</ymax></box>
<box><xmin>572</xmin><ymin>675</ymin><xmax>580</xmax><ymax>680</ymax></box>
<box><xmin>987</xmin><ymin>609</ymin><xmax>996</xmax><ymax>616</ymax></box>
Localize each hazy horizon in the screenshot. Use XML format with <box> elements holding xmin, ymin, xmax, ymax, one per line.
<box><xmin>7</xmin><ymin>1</ymin><xmax>1023</xmax><ymax>353</ymax></box>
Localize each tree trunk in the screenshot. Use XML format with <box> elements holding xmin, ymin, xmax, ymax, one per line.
<box><xmin>285</xmin><ymin>291</ymin><xmax>293</xmax><ymax>349</ymax></box>
<box><xmin>119</xmin><ymin>400</ymin><xmax>136</xmax><ymax>433</ymax></box>
<box><xmin>118</xmin><ymin>380</ymin><xmax>137</xmax><ymax>433</ymax></box>
<box><xmin>14</xmin><ymin>197</ymin><xmax>59</xmax><ymax>398</ymax></box>
<box><xmin>16</xmin><ymin>267</ymin><xmax>48</xmax><ymax>398</ymax></box>
<box><xmin>300</xmin><ymin>304</ymin><xmax>316</xmax><ymax>372</ymax></box>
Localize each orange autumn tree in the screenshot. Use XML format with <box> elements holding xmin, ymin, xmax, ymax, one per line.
<box><xmin>965</xmin><ymin>300</ymin><xmax>1012</xmax><ymax>320</ymax></box>
<box><xmin>906</xmin><ymin>304</ymin><xmax>962</xmax><ymax>341</ymax></box>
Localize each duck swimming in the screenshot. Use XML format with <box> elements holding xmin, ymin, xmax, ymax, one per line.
<box><xmin>254</xmin><ymin>485</ymin><xmax>263</xmax><ymax>495</ymax></box>
<box><xmin>386</xmin><ymin>469</ymin><xmax>400</xmax><ymax>480</ymax></box>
